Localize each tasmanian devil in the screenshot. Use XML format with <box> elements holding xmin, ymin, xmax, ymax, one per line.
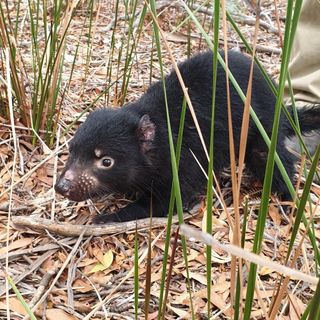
<box><xmin>55</xmin><ymin>50</ymin><xmax>320</xmax><ymax>223</ymax></box>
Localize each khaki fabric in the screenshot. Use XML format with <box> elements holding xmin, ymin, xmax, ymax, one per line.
<box><xmin>284</xmin><ymin>0</ymin><xmax>320</xmax><ymax>104</ymax></box>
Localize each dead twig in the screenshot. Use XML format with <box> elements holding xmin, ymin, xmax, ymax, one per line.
<box><xmin>11</xmin><ymin>214</ymin><xmax>192</xmax><ymax>237</ymax></box>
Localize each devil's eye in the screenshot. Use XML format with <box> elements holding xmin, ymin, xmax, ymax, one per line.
<box><xmin>101</xmin><ymin>157</ymin><xmax>114</xmax><ymax>168</ymax></box>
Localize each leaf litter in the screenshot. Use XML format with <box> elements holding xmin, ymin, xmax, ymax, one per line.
<box><xmin>0</xmin><ymin>0</ymin><xmax>319</xmax><ymax>319</ymax></box>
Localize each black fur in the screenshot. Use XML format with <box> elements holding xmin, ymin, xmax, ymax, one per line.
<box><xmin>55</xmin><ymin>50</ymin><xmax>320</xmax><ymax>223</ymax></box>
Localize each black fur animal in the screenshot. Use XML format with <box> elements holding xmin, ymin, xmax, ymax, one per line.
<box><xmin>55</xmin><ymin>51</ymin><xmax>320</xmax><ymax>223</ymax></box>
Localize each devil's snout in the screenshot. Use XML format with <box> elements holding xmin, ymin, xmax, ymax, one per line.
<box><xmin>55</xmin><ymin>167</ymin><xmax>97</xmax><ymax>202</ymax></box>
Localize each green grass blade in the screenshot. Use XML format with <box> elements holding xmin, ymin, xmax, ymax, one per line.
<box><xmin>307</xmin><ymin>277</ymin><xmax>320</xmax><ymax>320</ymax></box>
<box><xmin>145</xmin><ymin>214</ymin><xmax>152</xmax><ymax>319</ymax></box>
<box><xmin>205</xmin><ymin>0</ymin><xmax>220</xmax><ymax>317</ymax></box>
<box><xmin>158</xmin><ymin>97</ymin><xmax>187</xmax><ymax>318</ymax></box>
<box><xmin>120</xmin><ymin>0</ymin><xmax>139</xmax><ymax>104</ymax></box>
<box><xmin>301</xmin><ymin>303</ymin><xmax>312</xmax><ymax>320</ymax></box>
<box><xmin>148</xmin><ymin>1</ymin><xmax>195</xmax><ymax>317</ymax></box>
<box><xmin>105</xmin><ymin>0</ymin><xmax>120</xmax><ymax>105</ymax></box>
<box><xmin>134</xmin><ymin>224</ymin><xmax>139</xmax><ymax>319</ymax></box>
<box><xmin>287</xmin><ymin>145</ymin><xmax>320</xmax><ymax>259</ymax></box>
<box><xmin>0</xmin><ymin>2</ymin><xmax>26</xmax><ymax>114</ymax></box>
<box><xmin>6</xmin><ymin>273</ymin><xmax>37</xmax><ymax>320</ymax></box>
<box><xmin>84</xmin><ymin>0</ymin><xmax>94</xmax><ymax>78</ymax></box>
<box><xmin>120</xmin><ymin>3</ymin><xmax>148</xmax><ymax>103</ymax></box>
<box><xmin>243</xmin><ymin>1</ymin><xmax>301</xmax><ymax>318</ymax></box>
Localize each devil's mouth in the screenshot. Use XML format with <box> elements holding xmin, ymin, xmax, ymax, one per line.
<box><xmin>62</xmin><ymin>192</ymin><xmax>90</xmax><ymax>202</ymax></box>
<box><xmin>55</xmin><ymin>182</ymin><xmax>94</xmax><ymax>202</ymax></box>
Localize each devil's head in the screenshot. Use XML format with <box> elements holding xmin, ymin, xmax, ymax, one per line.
<box><xmin>55</xmin><ymin>108</ymin><xmax>158</xmax><ymax>201</ymax></box>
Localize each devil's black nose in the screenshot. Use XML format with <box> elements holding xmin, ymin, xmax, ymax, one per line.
<box><xmin>55</xmin><ymin>169</ymin><xmax>76</xmax><ymax>196</ymax></box>
<box><xmin>55</xmin><ymin>177</ymin><xmax>71</xmax><ymax>196</ymax></box>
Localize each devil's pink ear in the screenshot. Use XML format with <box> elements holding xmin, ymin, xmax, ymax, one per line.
<box><xmin>137</xmin><ymin>114</ymin><xmax>156</xmax><ymax>154</ymax></box>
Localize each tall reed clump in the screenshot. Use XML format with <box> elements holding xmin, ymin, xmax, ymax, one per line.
<box><xmin>0</xmin><ymin>0</ymin><xmax>83</xmax><ymax>145</ymax></box>
<box><xmin>0</xmin><ymin>0</ymin><xmax>148</xmax><ymax>145</ymax></box>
